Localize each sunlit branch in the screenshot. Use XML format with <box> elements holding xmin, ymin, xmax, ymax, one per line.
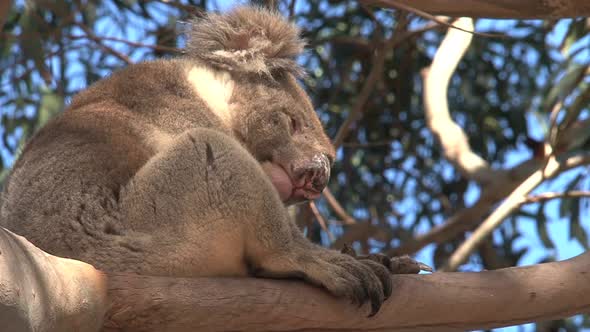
<box><xmin>422</xmin><ymin>17</ymin><xmax>500</xmax><ymax>185</ymax></box>
<box><xmin>443</xmin><ymin>152</ymin><xmax>590</xmax><ymax>271</ymax></box>
<box><xmin>523</xmin><ymin>190</ymin><xmax>590</xmax><ymax>204</ymax></box>
<box><xmin>363</xmin><ymin>0</ymin><xmax>590</xmax><ymax>19</ymax></box>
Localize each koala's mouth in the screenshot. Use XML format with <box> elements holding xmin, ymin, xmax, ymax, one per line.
<box><xmin>261</xmin><ymin>162</ymin><xmax>322</xmax><ymax>204</ymax></box>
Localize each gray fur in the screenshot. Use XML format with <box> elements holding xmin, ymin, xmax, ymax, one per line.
<box><xmin>0</xmin><ymin>6</ymin><xmax>391</xmax><ymax>315</ymax></box>
<box><xmin>187</xmin><ymin>6</ymin><xmax>305</xmax><ymax>77</ymax></box>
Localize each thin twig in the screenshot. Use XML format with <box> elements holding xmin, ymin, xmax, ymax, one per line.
<box><xmin>332</xmin><ymin>38</ymin><xmax>388</xmax><ymax>149</ymax></box>
<box><xmin>77</xmin><ymin>24</ymin><xmax>133</xmax><ymax>65</ymax></box>
<box><xmin>545</xmin><ymin>100</ymin><xmax>564</xmax><ymax>160</ymax></box>
<box><xmin>322</xmin><ymin>188</ymin><xmax>356</xmax><ymax>225</ymax></box>
<box><xmin>309</xmin><ymin>201</ymin><xmax>335</xmax><ymax>242</ymax></box>
<box><xmin>68</xmin><ymin>34</ymin><xmax>181</xmax><ymax>54</ymax></box>
<box><xmin>523</xmin><ymin>190</ymin><xmax>590</xmax><ymax>205</ymax></box>
<box><xmin>361</xmin><ymin>0</ymin><xmax>503</xmax><ymax>38</ymax></box>
<box><xmin>342</xmin><ymin>140</ymin><xmax>396</xmax><ymax>148</ymax></box>
<box><xmin>389</xmin><ymin>153</ymin><xmax>590</xmax><ymax>257</ymax></box>
<box><xmin>331</xmin><ymin>18</ymin><xmax>443</xmax><ymax>149</ymax></box>
<box><xmin>288</xmin><ymin>0</ymin><xmax>297</xmax><ymax>19</ymax></box>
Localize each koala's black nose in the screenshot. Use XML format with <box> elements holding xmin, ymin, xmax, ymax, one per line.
<box><xmin>299</xmin><ymin>153</ymin><xmax>331</xmax><ymax>193</ymax></box>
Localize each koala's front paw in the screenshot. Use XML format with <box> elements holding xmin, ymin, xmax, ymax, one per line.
<box><xmin>317</xmin><ymin>252</ymin><xmax>392</xmax><ymax>316</ymax></box>
<box><xmin>341</xmin><ymin>243</ymin><xmax>433</xmax><ymax>274</ymax></box>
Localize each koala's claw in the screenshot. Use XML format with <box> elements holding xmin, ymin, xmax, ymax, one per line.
<box><xmin>309</xmin><ymin>245</ymin><xmax>431</xmax><ymax>317</ymax></box>
<box><xmin>420</xmin><ymin>263</ymin><xmax>434</xmax><ymax>272</ymax></box>
<box><xmin>360</xmin><ymin>259</ymin><xmax>393</xmax><ymax>299</ymax></box>
<box><xmin>317</xmin><ymin>252</ymin><xmax>388</xmax><ymax>317</ymax></box>
<box><xmin>341</xmin><ymin>243</ymin><xmax>433</xmax><ymax>275</ymax></box>
<box><xmin>390</xmin><ymin>255</ymin><xmax>433</xmax><ymax>274</ymax></box>
<box><xmin>359</xmin><ymin>259</ymin><xmax>392</xmax><ymax>316</ymax></box>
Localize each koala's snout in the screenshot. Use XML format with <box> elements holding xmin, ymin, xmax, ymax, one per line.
<box><xmin>295</xmin><ymin>153</ymin><xmax>331</xmax><ymax>194</ymax></box>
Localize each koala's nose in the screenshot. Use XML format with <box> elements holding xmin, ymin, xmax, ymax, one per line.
<box><xmin>298</xmin><ymin>153</ymin><xmax>331</xmax><ymax>193</ymax></box>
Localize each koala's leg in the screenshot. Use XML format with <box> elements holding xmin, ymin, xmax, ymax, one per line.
<box><xmin>120</xmin><ymin>128</ymin><xmax>391</xmax><ymax>315</ymax></box>
<box><xmin>249</xmin><ymin>233</ymin><xmax>393</xmax><ymax>316</ymax></box>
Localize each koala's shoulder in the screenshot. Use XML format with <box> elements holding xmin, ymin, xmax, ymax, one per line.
<box><xmin>68</xmin><ymin>59</ymin><xmax>194</xmax><ymax>113</ymax></box>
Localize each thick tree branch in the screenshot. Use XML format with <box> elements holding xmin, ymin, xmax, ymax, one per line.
<box><xmin>389</xmin><ymin>11</ymin><xmax>589</xmax><ymax>257</ymax></box>
<box><xmin>0</xmin><ymin>228</ymin><xmax>106</xmax><ymax>332</ymax></box>
<box><xmin>104</xmin><ymin>253</ymin><xmax>590</xmax><ymax>332</ymax></box>
<box><xmin>422</xmin><ymin>17</ymin><xmax>498</xmax><ymax>185</ymax></box>
<box><xmin>363</xmin><ymin>0</ymin><xmax>590</xmax><ymax>19</ymax></box>
<box><xmin>387</xmin><ymin>17</ymin><xmax>538</xmax><ymax>257</ymax></box>
<box><xmin>2</xmin><ymin>226</ymin><xmax>590</xmax><ymax>331</ymax></box>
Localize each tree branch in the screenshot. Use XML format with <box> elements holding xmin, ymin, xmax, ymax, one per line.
<box><xmin>387</xmin><ymin>17</ymin><xmax>540</xmax><ymax>257</ymax></box>
<box><xmin>442</xmin><ymin>153</ymin><xmax>590</xmax><ymax>271</ymax></box>
<box><xmin>442</xmin><ymin>157</ymin><xmax>561</xmax><ymax>271</ymax></box>
<box><xmin>0</xmin><ymin>0</ymin><xmax>12</xmax><ymax>30</ymax></box>
<box><xmin>422</xmin><ymin>17</ymin><xmax>500</xmax><ymax>185</ymax></box>
<box><xmin>332</xmin><ymin>36</ymin><xmax>389</xmax><ymax>149</ymax></box>
<box><xmin>2</xmin><ymin>226</ymin><xmax>590</xmax><ymax>331</ymax></box>
<box><xmin>388</xmin><ymin>11</ymin><xmax>589</xmax><ymax>257</ymax></box>
<box><xmin>323</xmin><ymin>188</ymin><xmax>356</xmax><ymax>225</ymax></box>
<box><xmin>309</xmin><ymin>201</ymin><xmax>335</xmax><ymax>241</ymax></box>
<box><xmin>363</xmin><ymin>0</ymin><xmax>590</xmax><ymax>19</ymax></box>
<box><xmin>332</xmin><ymin>14</ymin><xmax>439</xmax><ymax>149</ymax></box>
<box><xmin>104</xmin><ymin>253</ymin><xmax>590</xmax><ymax>331</ymax></box>
<box><xmin>67</xmin><ymin>34</ymin><xmax>181</xmax><ymax>54</ymax></box>
<box><xmin>523</xmin><ymin>190</ymin><xmax>590</xmax><ymax>204</ymax></box>
<box><xmin>389</xmin><ymin>152</ymin><xmax>590</xmax><ymax>257</ymax></box>
<box><xmin>0</xmin><ymin>228</ymin><xmax>106</xmax><ymax>332</ymax></box>
<box><xmin>76</xmin><ymin>24</ymin><xmax>133</xmax><ymax>65</ymax></box>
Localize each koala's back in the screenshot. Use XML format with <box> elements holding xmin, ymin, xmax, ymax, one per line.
<box><xmin>0</xmin><ymin>59</ymin><xmax>223</xmax><ymax>270</ymax></box>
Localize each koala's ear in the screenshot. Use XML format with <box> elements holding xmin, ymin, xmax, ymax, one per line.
<box><xmin>186</xmin><ymin>6</ymin><xmax>306</xmax><ymax>77</ymax></box>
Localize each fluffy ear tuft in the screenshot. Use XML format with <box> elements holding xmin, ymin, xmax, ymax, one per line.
<box><xmin>186</xmin><ymin>6</ymin><xmax>306</xmax><ymax>77</ymax></box>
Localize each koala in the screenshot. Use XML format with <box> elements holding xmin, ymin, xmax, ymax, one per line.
<box><xmin>0</xmin><ymin>6</ymin><xmax>412</xmax><ymax>315</ymax></box>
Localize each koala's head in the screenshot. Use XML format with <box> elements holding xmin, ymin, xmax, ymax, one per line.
<box><xmin>187</xmin><ymin>6</ymin><xmax>335</xmax><ymax>205</ymax></box>
<box><xmin>231</xmin><ymin>74</ymin><xmax>335</xmax><ymax>205</ymax></box>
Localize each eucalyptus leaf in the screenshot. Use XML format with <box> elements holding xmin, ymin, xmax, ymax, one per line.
<box><xmin>560</xmin><ymin>19</ymin><xmax>589</xmax><ymax>57</ymax></box>
<box><xmin>536</xmin><ymin>204</ymin><xmax>555</xmax><ymax>249</ymax></box>
<box><xmin>542</xmin><ymin>63</ymin><xmax>588</xmax><ymax>116</ymax></box>
<box><xmin>38</xmin><ymin>90</ymin><xmax>64</xmax><ymax>128</ymax></box>
<box><xmin>559</xmin><ymin>173</ymin><xmax>584</xmax><ymax>218</ymax></box>
<box><xmin>558</xmin><ymin>85</ymin><xmax>590</xmax><ymax>132</ymax></box>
